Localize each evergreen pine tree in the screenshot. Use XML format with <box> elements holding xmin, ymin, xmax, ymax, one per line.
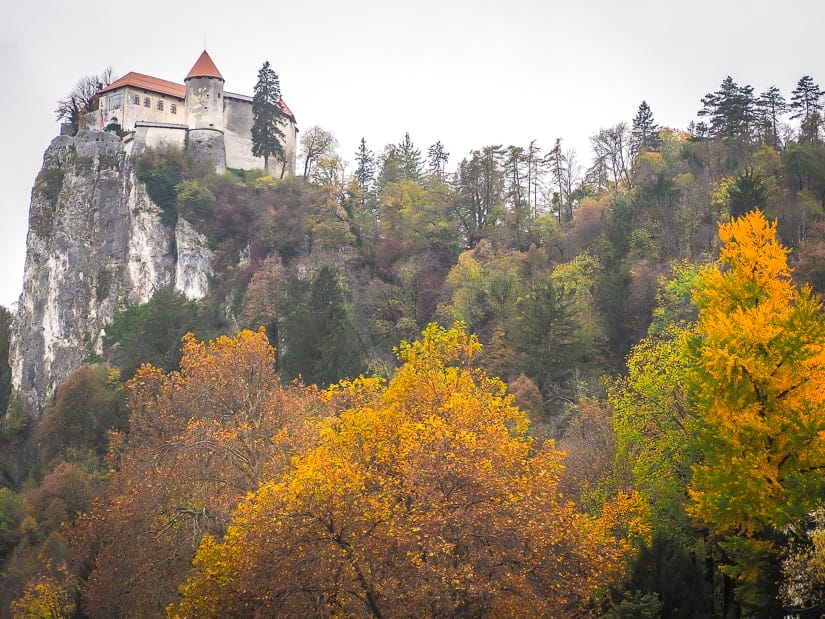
<box><xmin>698</xmin><ymin>76</ymin><xmax>757</xmax><ymax>143</ymax></box>
<box><xmin>790</xmin><ymin>75</ymin><xmax>824</xmax><ymax>121</ymax></box>
<box><xmin>756</xmin><ymin>86</ymin><xmax>787</xmax><ymax>148</ymax></box>
<box><xmin>630</xmin><ymin>100</ymin><xmax>660</xmax><ymax>156</ymax></box>
<box><xmin>251</xmin><ymin>61</ymin><xmax>287</xmax><ymax>172</ymax></box>
<box><xmin>790</xmin><ymin>75</ymin><xmax>824</xmax><ymax>143</ymax></box>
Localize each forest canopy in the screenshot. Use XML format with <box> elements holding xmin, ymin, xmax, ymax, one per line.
<box><xmin>3</xmin><ymin>73</ymin><xmax>825</xmax><ymax>617</ymax></box>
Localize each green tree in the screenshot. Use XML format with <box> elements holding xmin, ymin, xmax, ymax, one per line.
<box><xmin>698</xmin><ymin>76</ymin><xmax>756</xmax><ymax>142</ymax></box>
<box><xmin>353</xmin><ymin>137</ymin><xmax>376</xmax><ymax>208</ymax></box>
<box><xmin>631</xmin><ymin>101</ymin><xmax>661</xmax><ymax>157</ymax></box>
<box><xmin>756</xmin><ymin>86</ymin><xmax>787</xmax><ymax>148</ymax></box>
<box><xmin>281</xmin><ymin>266</ymin><xmax>364</xmax><ymax>386</ymax></box>
<box><xmin>251</xmin><ymin>61</ymin><xmax>287</xmax><ymax>172</ymax></box>
<box><xmin>103</xmin><ymin>286</ymin><xmax>204</xmax><ymax>378</ymax></box>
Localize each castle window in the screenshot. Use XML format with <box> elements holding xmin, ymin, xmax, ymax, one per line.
<box><xmin>170</xmin><ymin>104</ymin><xmax>177</xmax><ymax>114</ymax></box>
<box><xmin>109</xmin><ymin>93</ymin><xmax>123</xmax><ymax>109</ymax></box>
<box><xmin>143</xmin><ymin>97</ymin><xmax>151</xmax><ymax>108</ymax></box>
<box><xmin>157</xmin><ymin>100</ymin><xmax>164</xmax><ymax>111</ymax></box>
<box><xmin>132</xmin><ymin>95</ymin><xmax>140</xmax><ymax>105</ymax></box>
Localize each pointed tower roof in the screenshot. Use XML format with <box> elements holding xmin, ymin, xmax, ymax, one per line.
<box><xmin>185</xmin><ymin>50</ymin><xmax>224</xmax><ymax>81</ymax></box>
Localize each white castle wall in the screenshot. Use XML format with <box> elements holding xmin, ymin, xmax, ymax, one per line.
<box><xmin>102</xmin><ymin>88</ymin><xmax>184</xmax><ymax>131</ymax></box>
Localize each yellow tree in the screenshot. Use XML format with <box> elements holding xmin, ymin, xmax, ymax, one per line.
<box><xmin>77</xmin><ymin>330</ymin><xmax>320</xmax><ymax>618</ymax></box>
<box><xmin>174</xmin><ymin>324</ymin><xmax>647</xmax><ymax>618</ymax></box>
<box><xmin>687</xmin><ymin>210</ymin><xmax>825</xmax><ymax>611</ymax></box>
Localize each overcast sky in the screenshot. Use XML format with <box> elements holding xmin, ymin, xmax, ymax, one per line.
<box><xmin>1</xmin><ymin>0</ymin><xmax>823</xmax><ymax>308</ymax></box>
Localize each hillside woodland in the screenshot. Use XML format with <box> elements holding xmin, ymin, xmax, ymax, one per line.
<box><xmin>2</xmin><ymin>75</ymin><xmax>825</xmax><ymax>617</ymax></box>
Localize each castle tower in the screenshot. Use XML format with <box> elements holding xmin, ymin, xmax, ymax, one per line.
<box><xmin>184</xmin><ymin>50</ymin><xmax>226</xmax><ymax>171</ymax></box>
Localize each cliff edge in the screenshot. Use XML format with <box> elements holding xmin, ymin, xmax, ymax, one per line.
<box><xmin>10</xmin><ymin>132</ymin><xmax>212</xmax><ymax>416</ymax></box>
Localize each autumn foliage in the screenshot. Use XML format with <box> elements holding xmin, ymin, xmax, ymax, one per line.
<box><xmin>172</xmin><ymin>325</ymin><xmax>647</xmax><ymax>617</ymax></box>
<box><xmin>687</xmin><ymin>210</ymin><xmax>825</xmax><ymax>606</ymax></box>
<box><xmin>77</xmin><ymin>330</ymin><xmax>320</xmax><ymax>618</ymax></box>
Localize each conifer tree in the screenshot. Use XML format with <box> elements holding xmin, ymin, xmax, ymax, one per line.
<box><xmin>756</xmin><ymin>86</ymin><xmax>787</xmax><ymax>147</ymax></box>
<box><xmin>790</xmin><ymin>75</ymin><xmax>824</xmax><ymax>121</ymax></box>
<box><xmin>790</xmin><ymin>75</ymin><xmax>824</xmax><ymax>143</ymax></box>
<box><xmin>397</xmin><ymin>132</ymin><xmax>423</xmax><ymax>181</ymax></box>
<box><xmin>698</xmin><ymin>76</ymin><xmax>757</xmax><ymax>144</ymax></box>
<box><xmin>630</xmin><ymin>101</ymin><xmax>660</xmax><ymax>156</ymax></box>
<box><xmin>251</xmin><ymin>61</ymin><xmax>287</xmax><ymax>173</ymax></box>
<box><xmin>354</xmin><ymin>137</ymin><xmax>376</xmax><ymax>206</ymax></box>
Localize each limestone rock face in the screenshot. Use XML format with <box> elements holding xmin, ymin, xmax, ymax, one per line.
<box><xmin>10</xmin><ymin>133</ymin><xmax>213</xmax><ymax>416</ymax></box>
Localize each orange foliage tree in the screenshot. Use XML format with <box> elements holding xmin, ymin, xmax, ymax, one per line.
<box><xmin>173</xmin><ymin>324</ymin><xmax>647</xmax><ymax>618</ymax></box>
<box><xmin>77</xmin><ymin>330</ymin><xmax>320</xmax><ymax>618</ymax></box>
<box><xmin>687</xmin><ymin>210</ymin><xmax>825</xmax><ymax>609</ymax></box>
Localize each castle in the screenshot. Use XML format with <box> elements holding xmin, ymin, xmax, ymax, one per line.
<box><xmin>91</xmin><ymin>50</ymin><xmax>298</xmax><ymax>175</ymax></box>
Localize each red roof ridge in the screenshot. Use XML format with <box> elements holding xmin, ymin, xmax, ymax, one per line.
<box><xmin>99</xmin><ymin>72</ymin><xmax>186</xmax><ymax>99</ymax></box>
<box><xmin>185</xmin><ymin>50</ymin><xmax>224</xmax><ymax>81</ymax></box>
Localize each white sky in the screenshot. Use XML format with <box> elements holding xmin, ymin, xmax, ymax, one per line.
<box><xmin>1</xmin><ymin>0</ymin><xmax>823</xmax><ymax>308</ymax></box>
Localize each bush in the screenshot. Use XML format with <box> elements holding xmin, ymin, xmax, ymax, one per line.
<box><xmin>134</xmin><ymin>146</ymin><xmax>186</xmax><ymax>220</ymax></box>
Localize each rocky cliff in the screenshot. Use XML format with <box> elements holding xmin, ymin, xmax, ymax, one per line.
<box><xmin>10</xmin><ymin>132</ymin><xmax>213</xmax><ymax>416</ymax></box>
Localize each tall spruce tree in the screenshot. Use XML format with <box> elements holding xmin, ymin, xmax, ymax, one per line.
<box><xmin>251</xmin><ymin>61</ymin><xmax>287</xmax><ymax>173</ymax></box>
<box><xmin>397</xmin><ymin>132</ymin><xmax>424</xmax><ymax>181</ymax></box>
<box><xmin>630</xmin><ymin>101</ymin><xmax>660</xmax><ymax>156</ymax></box>
<box><xmin>354</xmin><ymin>138</ymin><xmax>376</xmax><ymax>207</ymax></box>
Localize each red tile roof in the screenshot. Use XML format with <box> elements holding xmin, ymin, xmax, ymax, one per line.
<box><xmin>99</xmin><ymin>72</ymin><xmax>185</xmax><ymax>99</ymax></box>
<box><xmin>185</xmin><ymin>50</ymin><xmax>224</xmax><ymax>80</ymax></box>
<box><xmin>98</xmin><ymin>54</ymin><xmax>295</xmax><ymax>122</ymax></box>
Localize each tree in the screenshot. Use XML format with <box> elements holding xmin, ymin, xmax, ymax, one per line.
<box><xmin>756</xmin><ymin>86</ymin><xmax>787</xmax><ymax>148</ymax></box>
<box><xmin>174</xmin><ymin>324</ymin><xmax>648</xmax><ymax>617</ymax></box>
<box><xmin>299</xmin><ymin>125</ymin><xmax>338</xmax><ymax>179</ymax></box>
<box><xmin>103</xmin><ymin>286</ymin><xmax>203</xmax><ymax>379</ymax></box>
<box><xmin>590</xmin><ymin>124</ymin><xmax>632</xmax><ymax>190</ymax></box>
<box><xmin>790</xmin><ymin>76</ymin><xmax>824</xmax><ymax>143</ymax></box>
<box><xmin>251</xmin><ymin>61</ymin><xmax>287</xmax><ymax>173</ymax></box>
<box><xmin>427</xmin><ymin>140</ymin><xmax>449</xmax><ymax>178</ymax></box>
<box><xmin>78</xmin><ymin>330</ymin><xmax>319</xmax><ymax>617</ymax></box>
<box><xmin>687</xmin><ymin>211</ymin><xmax>825</xmax><ymax>612</ymax></box>
<box><xmin>790</xmin><ymin>75</ymin><xmax>824</xmax><ymax>122</ymax></box>
<box><xmin>353</xmin><ymin>137</ymin><xmax>376</xmax><ymax>207</ymax></box>
<box><xmin>453</xmin><ymin>146</ymin><xmax>505</xmax><ymax>245</ymax></box>
<box><xmin>397</xmin><ymin>131</ymin><xmax>424</xmax><ymax>181</ymax></box>
<box><xmin>631</xmin><ymin>101</ymin><xmax>660</xmax><ymax>157</ymax></box>
<box><xmin>280</xmin><ymin>266</ymin><xmax>364</xmax><ymax>386</ymax></box>
<box><xmin>698</xmin><ymin>76</ymin><xmax>757</xmax><ymax>163</ymax></box>
<box><xmin>55</xmin><ymin>68</ymin><xmax>113</xmax><ymax>135</ymax></box>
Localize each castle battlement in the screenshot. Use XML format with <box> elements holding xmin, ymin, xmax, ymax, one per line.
<box><xmin>92</xmin><ymin>51</ymin><xmax>297</xmax><ymax>176</ymax></box>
